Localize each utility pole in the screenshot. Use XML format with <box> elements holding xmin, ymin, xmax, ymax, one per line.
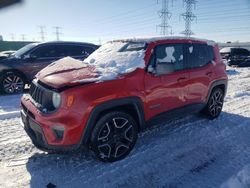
<box><xmin>181</xmin><ymin>0</ymin><xmax>197</xmax><ymax>37</ymax></box>
<box><xmin>38</xmin><ymin>25</ymin><xmax>46</xmax><ymax>41</ymax></box>
<box><xmin>21</xmin><ymin>34</ymin><xmax>26</xmax><ymax>41</ymax></box>
<box><xmin>157</xmin><ymin>0</ymin><xmax>173</xmax><ymax>36</ymax></box>
<box><xmin>53</xmin><ymin>26</ymin><xmax>62</xmax><ymax>41</ymax></box>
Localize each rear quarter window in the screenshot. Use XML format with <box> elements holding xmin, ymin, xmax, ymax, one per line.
<box><xmin>232</xmin><ymin>48</ymin><xmax>250</xmax><ymax>56</ymax></box>
<box><xmin>187</xmin><ymin>43</ymin><xmax>214</xmax><ymax>69</ymax></box>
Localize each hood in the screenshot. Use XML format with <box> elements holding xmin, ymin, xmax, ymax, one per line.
<box><xmin>0</xmin><ymin>56</ymin><xmax>20</xmax><ymax>64</ymax></box>
<box><xmin>36</xmin><ymin>57</ymin><xmax>100</xmax><ymax>89</ymax></box>
<box><xmin>0</xmin><ymin>54</ymin><xmax>8</xmax><ymax>60</ymax></box>
<box><xmin>0</xmin><ymin>56</ymin><xmax>8</xmax><ymax>61</ymax></box>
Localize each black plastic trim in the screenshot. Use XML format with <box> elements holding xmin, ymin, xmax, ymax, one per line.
<box><xmin>206</xmin><ymin>79</ymin><xmax>228</xmax><ymax>103</ymax></box>
<box><xmin>146</xmin><ymin>103</ymin><xmax>206</xmax><ymax>126</ymax></box>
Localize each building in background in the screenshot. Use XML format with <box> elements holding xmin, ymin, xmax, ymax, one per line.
<box><xmin>0</xmin><ymin>35</ymin><xmax>3</xmax><ymax>41</ymax></box>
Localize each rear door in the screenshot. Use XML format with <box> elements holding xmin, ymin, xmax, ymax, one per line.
<box><xmin>186</xmin><ymin>43</ymin><xmax>215</xmax><ymax>104</ymax></box>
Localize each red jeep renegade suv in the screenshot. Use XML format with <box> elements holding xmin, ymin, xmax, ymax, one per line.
<box><xmin>21</xmin><ymin>37</ymin><xmax>228</xmax><ymax>162</ymax></box>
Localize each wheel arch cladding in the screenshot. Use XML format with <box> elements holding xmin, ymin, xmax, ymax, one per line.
<box><xmin>207</xmin><ymin>79</ymin><xmax>228</xmax><ymax>103</ymax></box>
<box><xmin>81</xmin><ymin>96</ymin><xmax>145</xmax><ymax>145</ymax></box>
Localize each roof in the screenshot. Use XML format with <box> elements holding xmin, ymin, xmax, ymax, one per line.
<box><xmin>39</xmin><ymin>41</ymin><xmax>98</xmax><ymax>47</ymax></box>
<box><xmin>111</xmin><ymin>36</ymin><xmax>216</xmax><ymax>46</ymax></box>
<box><xmin>220</xmin><ymin>47</ymin><xmax>250</xmax><ymax>53</ymax></box>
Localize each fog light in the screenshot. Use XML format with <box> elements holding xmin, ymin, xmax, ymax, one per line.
<box><xmin>52</xmin><ymin>126</ymin><xmax>65</xmax><ymax>140</ymax></box>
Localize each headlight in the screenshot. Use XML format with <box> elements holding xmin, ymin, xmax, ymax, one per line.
<box><xmin>52</xmin><ymin>92</ymin><xmax>61</xmax><ymax>109</ymax></box>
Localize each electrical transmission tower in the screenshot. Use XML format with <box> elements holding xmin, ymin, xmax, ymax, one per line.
<box><xmin>157</xmin><ymin>0</ymin><xmax>173</xmax><ymax>36</ymax></box>
<box><xmin>181</xmin><ymin>0</ymin><xmax>197</xmax><ymax>37</ymax></box>
<box><xmin>38</xmin><ymin>26</ymin><xmax>46</xmax><ymax>41</ymax></box>
<box><xmin>53</xmin><ymin>26</ymin><xmax>62</xmax><ymax>41</ymax></box>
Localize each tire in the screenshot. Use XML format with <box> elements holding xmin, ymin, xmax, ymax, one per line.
<box><xmin>0</xmin><ymin>72</ymin><xmax>25</xmax><ymax>94</ymax></box>
<box><xmin>202</xmin><ymin>88</ymin><xmax>224</xmax><ymax>119</ymax></box>
<box><xmin>90</xmin><ymin>111</ymin><xmax>138</xmax><ymax>162</ymax></box>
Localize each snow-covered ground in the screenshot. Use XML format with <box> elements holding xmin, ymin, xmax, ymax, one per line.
<box><xmin>0</xmin><ymin>66</ymin><xmax>250</xmax><ymax>188</ymax></box>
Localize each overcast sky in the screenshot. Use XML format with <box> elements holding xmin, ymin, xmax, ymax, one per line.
<box><xmin>0</xmin><ymin>0</ymin><xmax>250</xmax><ymax>44</ymax></box>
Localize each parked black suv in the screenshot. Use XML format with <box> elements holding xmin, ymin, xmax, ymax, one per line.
<box><xmin>220</xmin><ymin>47</ymin><xmax>250</xmax><ymax>67</ymax></box>
<box><xmin>0</xmin><ymin>41</ymin><xmax>99</xmax><ymax>94</ymax></box>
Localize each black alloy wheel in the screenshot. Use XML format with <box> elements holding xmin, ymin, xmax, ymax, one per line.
<box><xmin>204</xmin><ymin>88</ymin><xmax>224</xmax><ymax>119</ymax></box>
<box><xmin>90</xmin><ymin>111</ymin><xmax>138</xmax><ymax>162</ymax></box>
<box><xmin>0</xmin><ymin>72</ymin><xmax>25</xmax><ymax>94</ymax></box>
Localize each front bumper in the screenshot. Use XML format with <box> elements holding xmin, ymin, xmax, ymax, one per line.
<box><xmin>20</xmin><ymin>109</ymin><xmax>80</xmax><ymax>152</ymax></box>
<box><xmin>20</xmin><ymin>94</ymin><xmax>88</xmax><ymax>151</ymax></box>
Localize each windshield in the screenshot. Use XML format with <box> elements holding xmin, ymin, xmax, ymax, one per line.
<box><xmin>119</xmin><ymin>42</ymin><xmax>147</xmax><ymax>52</ymax></box>
<box><xmin>83</xmin><ymin>41</ymin><xmax>146</xmax><ymax>81</ymax></box>
<box><xmin>84</xmin><ymin>41</ymin><xmax>147</xmax><ymax>64</ymax></box>
<box><xmin>13</xmin><ymin>43</ymin><xmax>38</xmax><ymax>58</ymax></box>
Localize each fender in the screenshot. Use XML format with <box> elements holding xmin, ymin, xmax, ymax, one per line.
<box><xmin>206</xmin><ymin>79</ymin><xmax>228</xmax><ymax>103</ymax></box>
<box><xmin>81</xmin><ymin>96</ymin><xmax>145</xmax><ymax>144</ymax></box>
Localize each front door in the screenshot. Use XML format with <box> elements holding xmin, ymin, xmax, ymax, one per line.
<box><xmin>26</xmin><ymin>45</ymin><xmax>62</xmax><ymax>79</ymax></box>
<box><xmin>144</xmin><ymin>43</ymin><xmax>189</xmax><ymax>120</ymax></box>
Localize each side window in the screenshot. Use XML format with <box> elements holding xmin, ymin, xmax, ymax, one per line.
<box><xmin>187</xmin><ymin>44</ymin><xmax>213</xmax><ymax>68</ymax></box>
<box><xmin>31</xmin><ymin>45</ymin><xmax>58</xmax><ymax>58</ymax></box>
<box><xmin>155</xmin><ymin>44</ymin><xmax>184</xmax><ymax>74</ymax></box>
<box><xmin>64</xmin><ymin>45</ymin><xmax>94</xmax><ymax>57</ymax></box>
<box><xmin>81</xmin><ymin>46</ymin><xmax>96</xmax><ymax>55</ymax></box>
<box><xmin>233</xmin><ymin>49</ymin><xmax>250</xmax><ymax>56</ymax></box>
<box><xmin>207</xmin><ymin>46</ymin><xmax>215</xmax><ymax>62</ymax></box>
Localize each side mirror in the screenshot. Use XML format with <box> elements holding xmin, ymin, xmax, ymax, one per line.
<box><xmin>23</xmin><ymin>54</ymin><xmax>37</xmax><ymax>61</ymax></box>
<box><xmin>147</xmin><ymin>65</ymin><xmax>155</xmax><ymax>73</ymax></box>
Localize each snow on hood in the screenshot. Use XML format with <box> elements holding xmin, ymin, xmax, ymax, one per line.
<box><xmin>37</xmin><ymin>41</ymin><xmax>146</xmax><ymax>85</ymax></box>
<box><xmin>36</xmin><ymin>57</ymin><xmax>89</xmax><ymax>78</ymax></box>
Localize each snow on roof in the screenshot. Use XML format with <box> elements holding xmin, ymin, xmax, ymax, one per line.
<box><xmin>112</xmin><ymin>35</ymin><xmax>216</xmax><ymax>46</ymax></box>
<box><xmin>220</xmin><ymin>47</ymin><xmax>233</xmax><ymax>53</ymax></box>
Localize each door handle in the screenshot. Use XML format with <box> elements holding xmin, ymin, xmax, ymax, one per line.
<box><xmin>177</xmin><ymin>77</ymin><xmax>187</xmax><ymax>83</ymax></box>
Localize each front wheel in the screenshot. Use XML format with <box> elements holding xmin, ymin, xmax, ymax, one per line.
<box><xmin>202</xmin><ymin>88</ymin><xmax>224</xmax><ymax>119</ymax></box>
<box><xmin>0</xmin><ymin>72</ymin><xmax>25</xmax><ymax>94</ymax></box>
<box><xmin>90</xmin><ymin>111</ymin><xmax>138</xmax><ymax>162</ymax></box>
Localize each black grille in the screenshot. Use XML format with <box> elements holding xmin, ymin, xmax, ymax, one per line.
<box><xmin>29</xmin><ymin>81</ymin><xmax>55</xmax><ymax>112</ymax></box>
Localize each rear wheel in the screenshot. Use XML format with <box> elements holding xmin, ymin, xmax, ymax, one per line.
<box><xmin>0</xmin><ymin>72</ymin><xmax>25</xmax><ymax>94</ymax></box>
<box><xmin>202</xmin><ymin>88</ymin><xmax>224</xmax><ymax>119</ymax></box>
<box><xmin>90</xmin><ymin>111</ymin><xmax>138</xmax><ymax>162</ymax></box>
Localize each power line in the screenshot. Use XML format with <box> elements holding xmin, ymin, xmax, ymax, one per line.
<box><xmin>38</xmin><ymin>25</ymin><xmax>46</xmax><ymax>41</ymax></box>
<box><xmin>53</xmin><ymin>26</ymin><xmax>62</xmax><ymax>41</ymax></box>
<box><xmin>181</xmin><ymin>0</ymin><xmax>197</xmax><ymax>37</ymax></box>
<box><xmin>157</xmin><ymin>0</ymin><xmax>173</xmax><ymax>36</ymax></box>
